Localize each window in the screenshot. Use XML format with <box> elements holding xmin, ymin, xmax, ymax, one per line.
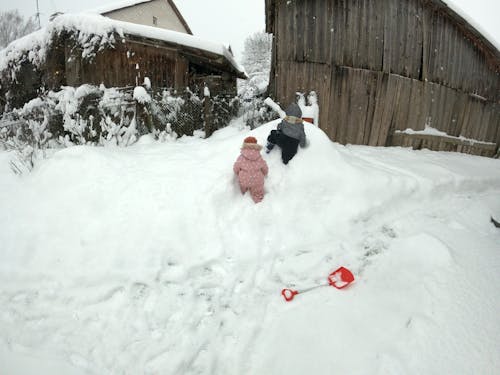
<box><xmin>153</xmin><ymin>16</ymin><xmax>158</xmax><ymax>26</ymax></box>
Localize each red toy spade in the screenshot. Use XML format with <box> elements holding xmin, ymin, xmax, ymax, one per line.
<box><xmin>281</xmin><ymin>266</ymin><xmax>355</xmax><ymax>302</ymax></box>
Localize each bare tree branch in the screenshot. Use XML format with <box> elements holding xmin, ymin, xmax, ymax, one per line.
<box><xmin>0</xmin><ymin>9</ymin><xmax>38</xmax><ymax>49</ymax></box>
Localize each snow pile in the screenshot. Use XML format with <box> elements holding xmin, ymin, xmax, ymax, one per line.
<box><xmin>0</xmin><ymin>119</ymin><xmax>499</xmax><ymax>374</ymax></box>
<box><xmin>298</xmin><ymin>91</ymin><xmax>319</xmax><ymax>126</ymax></box>
<box><xmin>133</xmin><ymin>86</ymin><xmax>151</xmax><ymax>104</ymax></box>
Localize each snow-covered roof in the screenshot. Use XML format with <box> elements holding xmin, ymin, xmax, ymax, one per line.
<box><xmin>0</xmin><ymin>13</ymin><xmax>245</xmax><ymax>77</ymax></box>
<box><xmin>88</xmin><ymin>0</ymin><xmax>153</xmax><ymax>15</ymax></box>
<box><xmin>441</xmin><ymin>0</ymin><xmax>500</xmax><ymax>53</ymax></box>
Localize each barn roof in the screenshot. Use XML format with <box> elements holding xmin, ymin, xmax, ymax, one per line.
<box><xmin>265</xmin><ymin>0</ymin><xmax>500</xmax><ymax>60</ymax></box>
<box><xmin>0</xmin><ymin>13</ymin><xmax>246</xmax><ymax>79</ymax></box>
<box><xmin>89</xmin><ymin>0</ymin><xmax>193</xmax><ymax>35</ymax></box>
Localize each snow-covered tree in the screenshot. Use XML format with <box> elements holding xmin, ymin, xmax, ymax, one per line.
<box><xmin>0</xmin><ymin>10</ymin><xmax>38</xmax><ymax>49</ymax></box>
<box><xmin>239</xmin><ymin>31</ymin><xmax>273</xmax><ymax>99</ymax></box>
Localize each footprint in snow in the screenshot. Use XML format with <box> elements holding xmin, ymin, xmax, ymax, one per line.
<box><xmin>129</xmin><ymin>282</ymin><xmax>150</xmax><ymax>302</ymax></box>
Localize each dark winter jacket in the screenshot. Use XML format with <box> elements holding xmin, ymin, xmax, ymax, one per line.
<box><xmin>277</xmin><ymin>103</ymin><xmax>307</xmax><ymax>147</ymax></box>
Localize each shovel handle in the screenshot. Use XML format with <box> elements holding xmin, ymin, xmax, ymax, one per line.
<box><xmin>281</xmin><ymin>288</ymin><xmax>298</xmax><ymax>302</ymax></box>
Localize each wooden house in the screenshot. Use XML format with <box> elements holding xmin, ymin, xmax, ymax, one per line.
<box><xmin>265</xmin><ymin>0</ymin><xmax>500</xmax><ymax>157</ymax></box>
<box><xmin>92</xmin><ymin>0</ymin><xmax>192</xmax><ymax>34</ymax></box>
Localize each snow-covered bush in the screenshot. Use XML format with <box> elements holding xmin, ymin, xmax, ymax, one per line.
<box><xmin>0</xmin><ymin>98</ymin><xmax>53</xmax><ymax>173</ymax></box>
<box><xmin>0</xmin><ymin>84</ymin><xmax>241</xmax><ymax>171</ymax></box>
<box><xmin>240</xmin><ymin>96</ymin><xmax>277</xmax><ymax>129</ymax></box>
<box><xmin>149</xmin><ymin>87</ymin><xmax>238</xmax><ymax>138</ymax></box>
<box><xmin>148</xmin><ymin>90</ymin><xmax>184</xmax><ymax>140</ymax></box>
<box><xmin>0</xmin><ymin>85</ymin><xmax>133</xmax><ymax>173</ymax></box>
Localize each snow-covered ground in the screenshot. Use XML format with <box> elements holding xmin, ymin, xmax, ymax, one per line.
<box><xmin>0</xmin><ymin>119</ymin><xmax>499</xmax><ymax>375</ymax></box>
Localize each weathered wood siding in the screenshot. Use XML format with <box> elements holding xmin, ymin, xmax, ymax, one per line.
<box><xmin>65</xmin><ymin>40</ymin><xmax>184</xmax><ymax>89</ymax></box>
<box><xmin>61</xmin><ymin>35</ymin><xmax>239</xmax><ymax>97</ymax></box>
<box><xmin>267</xmin><ymin>0</ymin><xmax>500</xmax><ymax>156</ymax></box>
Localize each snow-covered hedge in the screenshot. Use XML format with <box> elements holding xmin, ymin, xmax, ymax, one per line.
<box><xmin>0</xmin><ymin>84</ymin><xmax>239</xmax><ymax>172</ymax></box>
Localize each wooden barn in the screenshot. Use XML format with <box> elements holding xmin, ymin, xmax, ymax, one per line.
<box><xmin>265</xmin><ymin>0</ymin><xmax>500</xmax><ymax>157</ymax></box>
<box><xmin>0</xmin><ymin>13</ymin><xmax>245</xmax><ymax>111</ymax></box>
<box><xmin>47</xmin><ymin>14</ymin><xmax>245</xmax><ymax>95</ymax></box>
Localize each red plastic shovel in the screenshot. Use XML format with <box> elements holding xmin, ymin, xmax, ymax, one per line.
<box><xmin>281</xmin><ymin>266</ymin><xmax>355</xmax><ymax>302</ymax></box>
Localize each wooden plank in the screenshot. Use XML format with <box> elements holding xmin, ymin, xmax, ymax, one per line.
<box><xmin>428</xmin><ymin>10</ymin><xmax>438</xmax><ymax>84</ymax></box>
<box><xmin>431</xmin><ymin>84</ymin><xmax>445</xmax><ymax>132</ymax></box>
<box><xmin>343</xmin><ymin>0</ymin><xmax>354</xmax><ymax>68</ymax></box>
<box><xmin>315</xmin><ymin>0</ymin><xmax>328</xmax><ymax>63</ymax></box>
<box><xmin>405</xmin><ymin>78</ymin><xmax>422</xmax><ymax>131</ymax></box>
<box><xmin>338</xmin><ymin>0</ymin><xmax>347</xmax><ymax>67</ymax></box>
<box><xmin>345</xmin><ymin>69</ymin><xmax>359</xmax><ymax>144</ymax></box>
<box><xmin>449</xmin><ymin>23</ymin><xmax>459</xmax><ymax>88</ymax></box>
<box><xmin>478</xmin><ymin>105</ymin><xmax>490</xmax><ymax>142</ymax></box>
<box><xmin>458</xmin><ymin>95</ymin><xmax>472</xmax><ymax>138</ymax></box>
<box><xmin>406</xmin><ymin>0</ymin><xmax>416</xmax><ymax>77</ymax></box>
<box><xmin>367</xmin><ymin>72</ymin><xmax>388</xmax><ymax>145</ymax></box>
<box><xmin>450</xmin><ymin>90</ymin><xmax>466</xmax><ymax>136</ymax></box>
<box><xmin>494</xmin><ymin>107</ymin><xmax>500</xmax><ymax>147</ymax></box>
<box><xmin>358</xmin><ymin>0</ymin><xmax>368</xmax><ymax>69</ymax></box>
<box><xmin>295</xmin><ymin>0</ymin><xmax>306</xmax><ymax>62</ymax></box>
<box><xmin>399</xmin><ymin>0</ymin><xmax>409</xmax><ymax>76</ymax></box>
<box><xmin>379</xmin><ymin>74</ymin><xmax>400</xmax><ymax>145</ymax></box>
<box><xmin>304</xmin><ymin>0</ymin><xmax>313</xmax><ymax>61</ymax></box>
<box><xmin>484</xmin><ymin>103</ymin><xmax>499</xmax><ymax>143</ymax></box>
<box><xmin>364</xmin><ymin>0</ymin><xmax>374</xmax><ymax>70</ymax></box>
<box><xmin>327</xmin><ymin>65</ymin><xmax>339</xmax><ymax>142</ymax></box>
<box><xmin>325</xmin><ymin>0</ymin><xmax>335</xmax><ymax>64</ymax></box>
<box><xmin>383</xmin><ymin>0</ymin><xmax>394</xmax><ymax>73</ymax></box>
<box><xmin>336</xmin><ymin>66</ymin><xmax>349</xmax><ymax>144</ymax></box>
<box><xmin>421</xmin><ymin>4</ymin><xmax>430</xmax><ymax>81</ymax></box>
<box><xmin>378</xmin><ymin>72</ymin><xmax>397</xmax><ymax>146</ymax></box>
<box><xmin>284</xmin><ymin>0</ymin><xmax>294</xmax><ymax>62</ymax></box>
<box><xmin>392</xmin><ymin>76</ymin><xmax>411</xmax><ymax>131</ymax></box>
<box><xmin>347</xmin><ymin>69</ymin><xmax>368</xmax><ymax>144</ymax></box>
<box><xmin>362</xmin><ymin>70</ymin><xmax>379</xmax><ymax>144</ymax></box>
<box><xmin>370</xmin><ymin>0</ymin><xmax>384</xmax><ymax>71</ymax></box>
<box><xmin>314</xmin><ymin>65</ymin><xmax>331</xmax><ymax>130</ymax></box>
<box><xmin>441</xmin><ymin>86</ymin><xmax>454</xmax><ymax>135</ymax></box>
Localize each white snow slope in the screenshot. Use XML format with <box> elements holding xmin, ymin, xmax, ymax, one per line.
<box><xmin>0</xmin><ymin>119</ymin><xmax>499</xmax><ymax>375</ymax></box>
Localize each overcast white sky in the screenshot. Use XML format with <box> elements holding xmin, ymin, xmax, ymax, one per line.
<box><xmin>0</xmin><ymin>0</ymin><xmax>498</xmax><ymax>61</ymax></box>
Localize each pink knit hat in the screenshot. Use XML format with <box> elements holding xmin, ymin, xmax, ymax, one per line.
<box><xmin>242</xmin><ymin>136</ymin><xmax>262</xmax><ymax>150</ymax></box>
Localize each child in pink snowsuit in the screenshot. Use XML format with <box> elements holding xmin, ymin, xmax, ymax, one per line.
<box><xmin>233</xmin><ymin>136</ymin><xmax>269</xmax><ymax>203</ymax></box>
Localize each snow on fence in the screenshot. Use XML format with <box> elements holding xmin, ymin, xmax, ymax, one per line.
<box><xmin>390</xmin><ymin>131</ymin><xmax>498</xmax><ymax>158</ymax></box>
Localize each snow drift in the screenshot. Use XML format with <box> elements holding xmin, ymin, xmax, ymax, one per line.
<box><xmin>0</xmin><ymin>120</ymin><xmax>499</xmax><ymax>374</ymax></box>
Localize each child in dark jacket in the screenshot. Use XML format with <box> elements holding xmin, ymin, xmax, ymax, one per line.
<box><xmin>233</xmin><ymin>136</ymin><xmax>269</xmax><ymax>203</ymax></box>
<box><xmin>266</xmin><ymin>103</ymin><xmax>307</xmax><ymax>164</ymax></box>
